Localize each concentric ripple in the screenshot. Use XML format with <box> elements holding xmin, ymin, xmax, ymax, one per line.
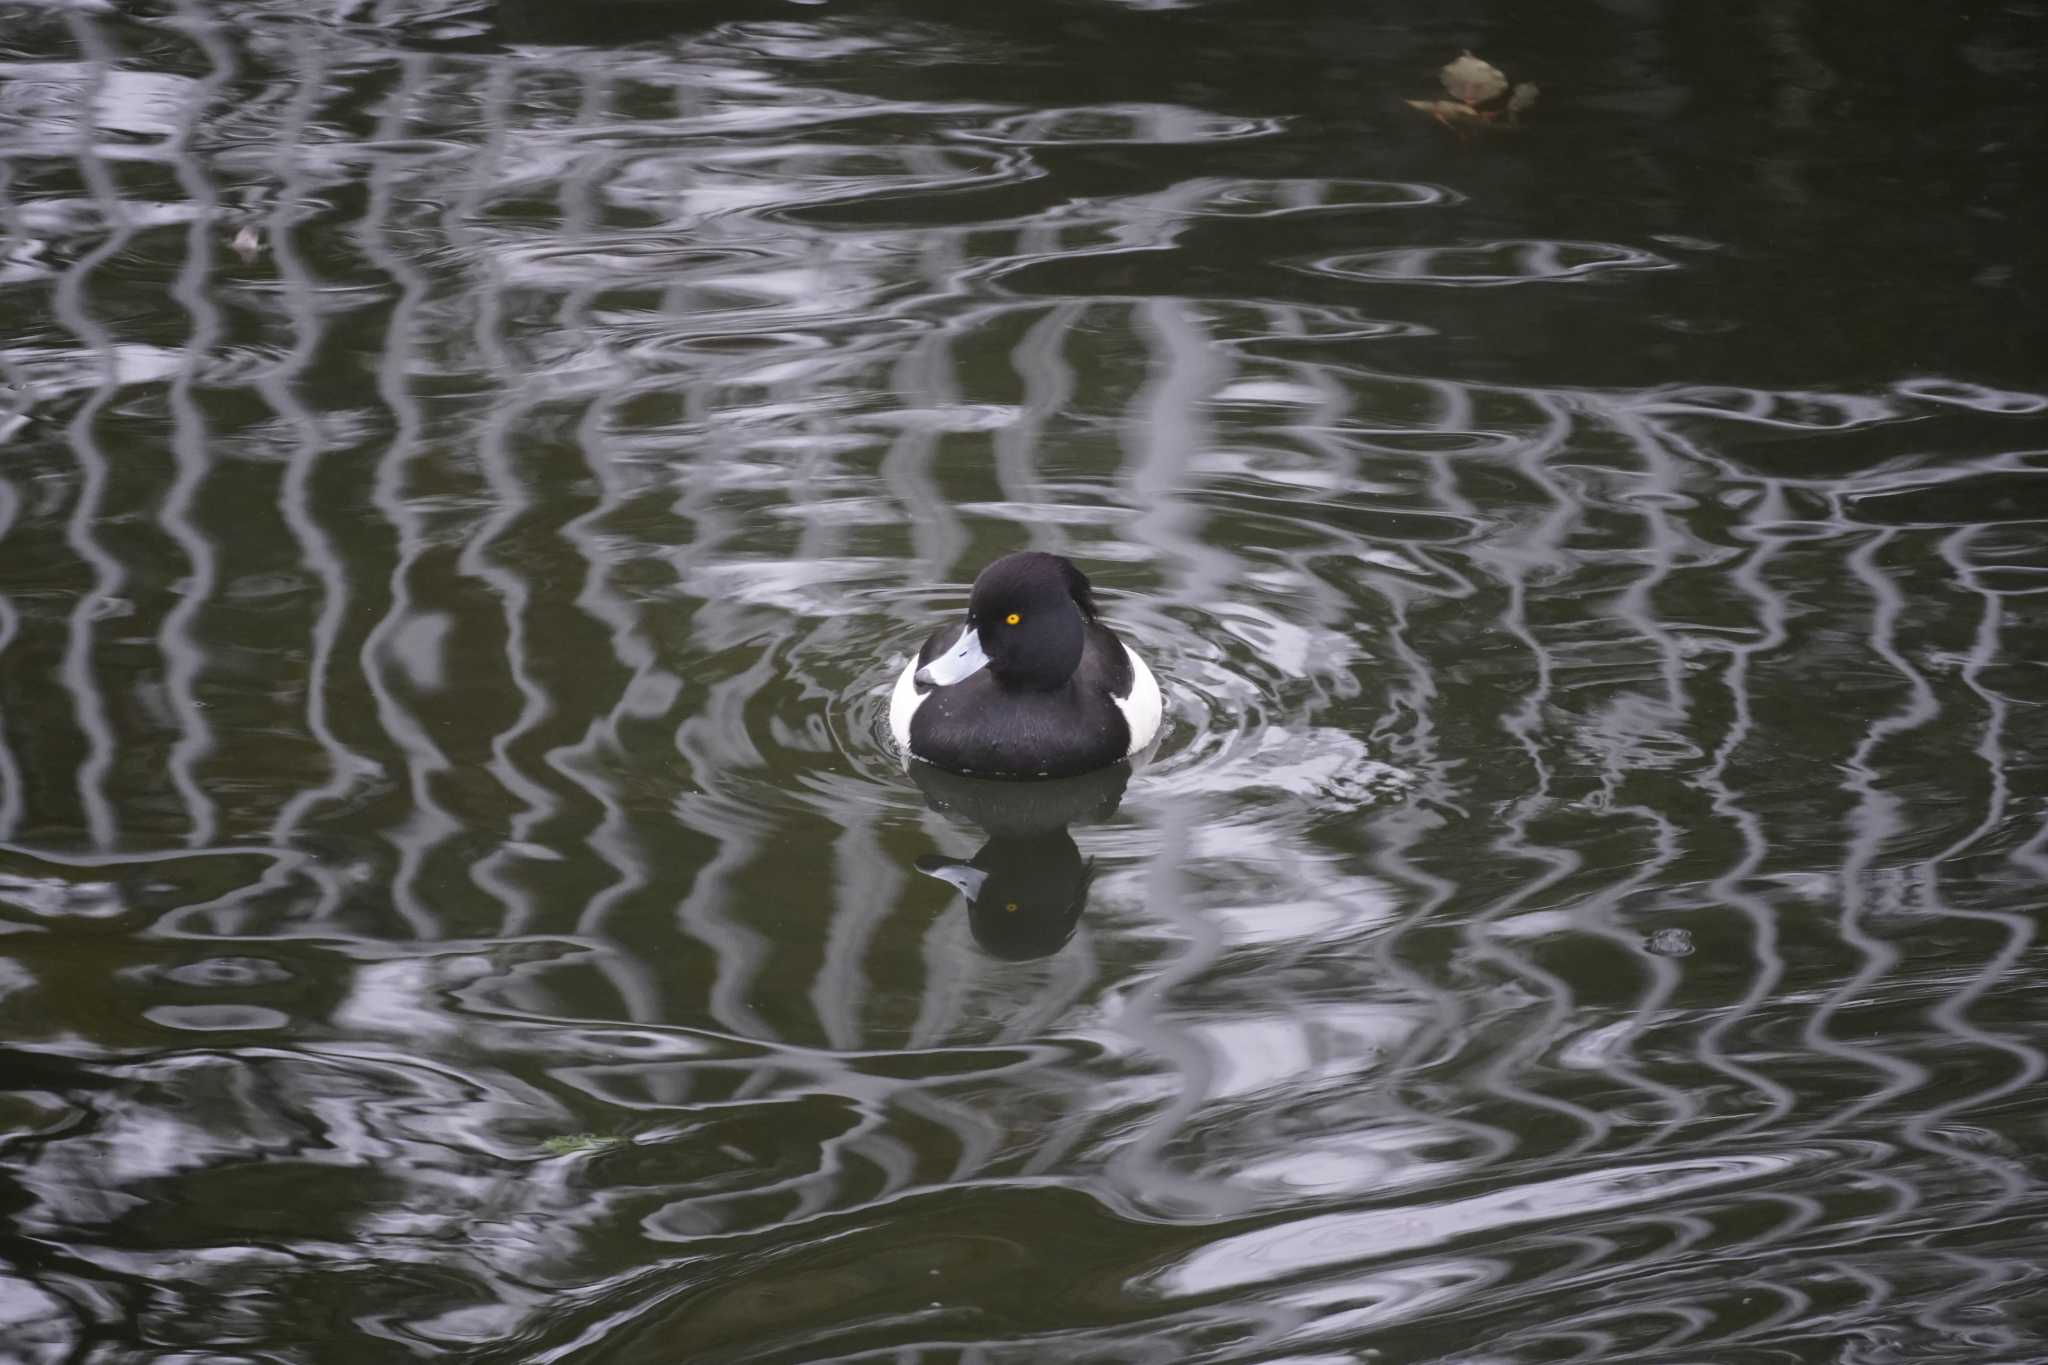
<box><xmin>1304</xmin><ymin>239</ymin><xmax>1675</xmax><ymax>286</ymax></box>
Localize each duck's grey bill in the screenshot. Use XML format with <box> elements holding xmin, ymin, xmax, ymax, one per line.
<box><xmin>914</xmin><ymin>627</ymin><xmax>989</xmax><ymax>687</ymax></box>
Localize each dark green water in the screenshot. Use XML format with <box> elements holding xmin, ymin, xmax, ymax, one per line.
<box><xmin>2</xmin><ymin>2</ymin><xmax>2046</xmax><ymax>1360</ymax></box>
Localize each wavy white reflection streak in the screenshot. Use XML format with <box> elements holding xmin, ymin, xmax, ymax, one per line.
<box><xmin>1898</xmin><ymin>526</ymin><xmax>2041</xmax><ymax>1212</ymax></box>
<box><xmin>995</xmin><ymin>300</ymin><xmax>1084</xmax><ymax>554</ymax></box>
<box><xmin>176</xmin><ymin>47</ymin><xmax>430</xmax><ymax>935</ymax></box>
<box><xmin>523</xmin><ymin>65</ymin><xmax>676</xmax><ymax>1026</ymax></box>
<box><xmin>160</xmin><ymin>0</ymin><xmax>234</xmax><ymax>849</ymax></box>
<box><xmin>1364</xmin><ymin>644</ymin><xmax>1513</xmax><ymax>1166</ymax></box>
<box><xmin>459</xmin><ymin>103</ymin><xmax>561</xmax><ymax>939</ymax></box>
<box><xmin>1584</xmin><ymin>406</ymin><xmax>1722</xmax><ymax>1145</ymax></box>
<box><xmin>1463</xmin><ymin>391</ymin><xmax>1614</xmax><ymax>1155</ymax></box>
<box><xmin>358</xmin><ymin>54</ymin><xmax>519</xmax><ymax>940</ymax></box>
<box><xmin>793</xmin><ymin>335</ymin><xmax>884</xmax><ymax>1052</ymax></box>
<box><xmin>1358</xmin><ymin>385</ymin><xmax>1504</xmax><ymax>1156</ymax></box>
<box><xmin>262</xmin><ymin>33</ymin><xmax>381</xmax><ymax>852</ymax></box>
<box><xmin>463</xmin><ymin>402</ymin><xmax>556</xmax><ymax>938</ymax></box>
<box><xmin>1649</xmin><ymin>433</ymin><xmax>1796</xmax><ymax>1137</ymax></box>
<box><xmin>54</xmin><ymin>17</ymin><xmax>134</xmax><ymax>850</ymax></box>
<box><xmin>1952</xmin><ymin>515</ymin><xmax>2048</xmax><ymax>873</ymax></box>
<box><xmin>0</xmin><ymin>480</ymin><xmax>19</xmax><ymax>836</ymax></box>
<box><xmin>550</xmin><ymin>402</ymin><xmax>666</xmax><ymax>1024</ymax></box>
<box><xmin>669</xmin><ymin>522</ymin><xmax>777</xmax><ymax>1040</ymax></box>
<box><xmin>1801</xmin><ymin>527</ymin><xmax>1930</xmax><ymax>1128</ymax></box>
<box><xmin>1095</xmin><ymin>298</ymin><xmax>1256</xmax><ymax>1216</ymax></box>
<box><xmin>877</xmin><ymin>308</ymin><xmax>966</xmax><ymax>577</ymax></box>
<box><xmin>528</xmin><ymin>146</ymin><xmax>685</xmax><ymax>968</ymax></box>
<box><xmin>1151</xmin><ymin>1153</ymin><xmax>1794</xmax><ymax>1297</ymax></box>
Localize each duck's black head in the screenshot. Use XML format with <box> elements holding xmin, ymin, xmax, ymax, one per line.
<box><xmin>964</xmin><ymin>551</ymin><xmax>1097</xmax><ymax>692</ymax></box>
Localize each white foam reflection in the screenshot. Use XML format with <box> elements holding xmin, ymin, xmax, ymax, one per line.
<box><xmin>1149</xmin><ymin>1154</ymin><xmax>1796</xmax><ymax>1296</ymax></box>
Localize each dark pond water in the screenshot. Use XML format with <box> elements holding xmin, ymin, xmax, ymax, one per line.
<box><xmin>3</xmin><ymin>1</ymin><xmax>2046</xmax><ymax>1360</ymax></box>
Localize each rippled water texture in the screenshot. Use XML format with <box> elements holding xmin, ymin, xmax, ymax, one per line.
<box><xmin>3</xmin><ymin>2</ymin><xmax>2046</xmax><ymax>1360</ymax></box>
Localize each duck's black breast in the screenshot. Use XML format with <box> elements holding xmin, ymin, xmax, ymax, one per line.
<box><xmin>909</xmin><ymin>627</ymin><xmax>1134</xmax><ymax>779</ymax></box>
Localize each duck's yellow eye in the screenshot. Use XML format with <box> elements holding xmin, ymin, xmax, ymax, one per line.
<box><xmin>1005</xmin><ymin>613</ymin><xmax>1021</xmax><ymax>626</ymax></box>
<box><xmin>1005</xmin><ymin>901</ymin><xmax>1019</xmax><ymax>913</ymax></box>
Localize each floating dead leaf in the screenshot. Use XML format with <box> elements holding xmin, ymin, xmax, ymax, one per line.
<box><xmin>230</xmin><ymin>225</ymin><xmax>261</xmax><ymax>262</ymax></box>
<box><xmin>1407</xmin><ymin>52</ymin><xmax>1538</xmax><ymax>133</ymax></box>
<box><xmin>1440</xmin><ymin>51</ymin><xmax>1508</xmax><ymax>107</ymax></box>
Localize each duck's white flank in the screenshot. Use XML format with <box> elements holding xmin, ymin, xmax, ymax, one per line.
<box><xmin>1117</xmin><ymin>642</ymin><xmax>1162</xmax><ymax>756</ymax></box>
<box><xmin>887</xmin><ymin>652</ymin><xmax>923</xmax><ymax>753</ymax></box>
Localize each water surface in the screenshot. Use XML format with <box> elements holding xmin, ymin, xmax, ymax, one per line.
<box><xmin>2</xmin><ymin>1</ymin><xmax>2046</xmax><ymax>1360</ymax></box>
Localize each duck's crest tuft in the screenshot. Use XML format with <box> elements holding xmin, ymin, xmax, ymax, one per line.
<box><xmin>1057</xmin><ymin>557</ymin><xmax>1099</xmax><ymax>622</ymax></box>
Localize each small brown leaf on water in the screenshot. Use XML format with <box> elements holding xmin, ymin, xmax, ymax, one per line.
<box><xmin>1440</xmin><ymin>51</ymin><xmax>1508</xmax><ymax>107</ymax></box>
<box><xmin>1407</xmin><ymin>52</ymin><xmax>1538</xmax><ymax>133</ymax></box>
<box><xmin>231</xmin><ymin>226</ymin><xmax>261</xmax><ymax>261</ymax></box>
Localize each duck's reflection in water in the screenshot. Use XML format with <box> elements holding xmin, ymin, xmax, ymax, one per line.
<box><xmin>909</xmin><ymin>762</ymin><xmax>1130</xmax><ymax>960</ymax></box>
